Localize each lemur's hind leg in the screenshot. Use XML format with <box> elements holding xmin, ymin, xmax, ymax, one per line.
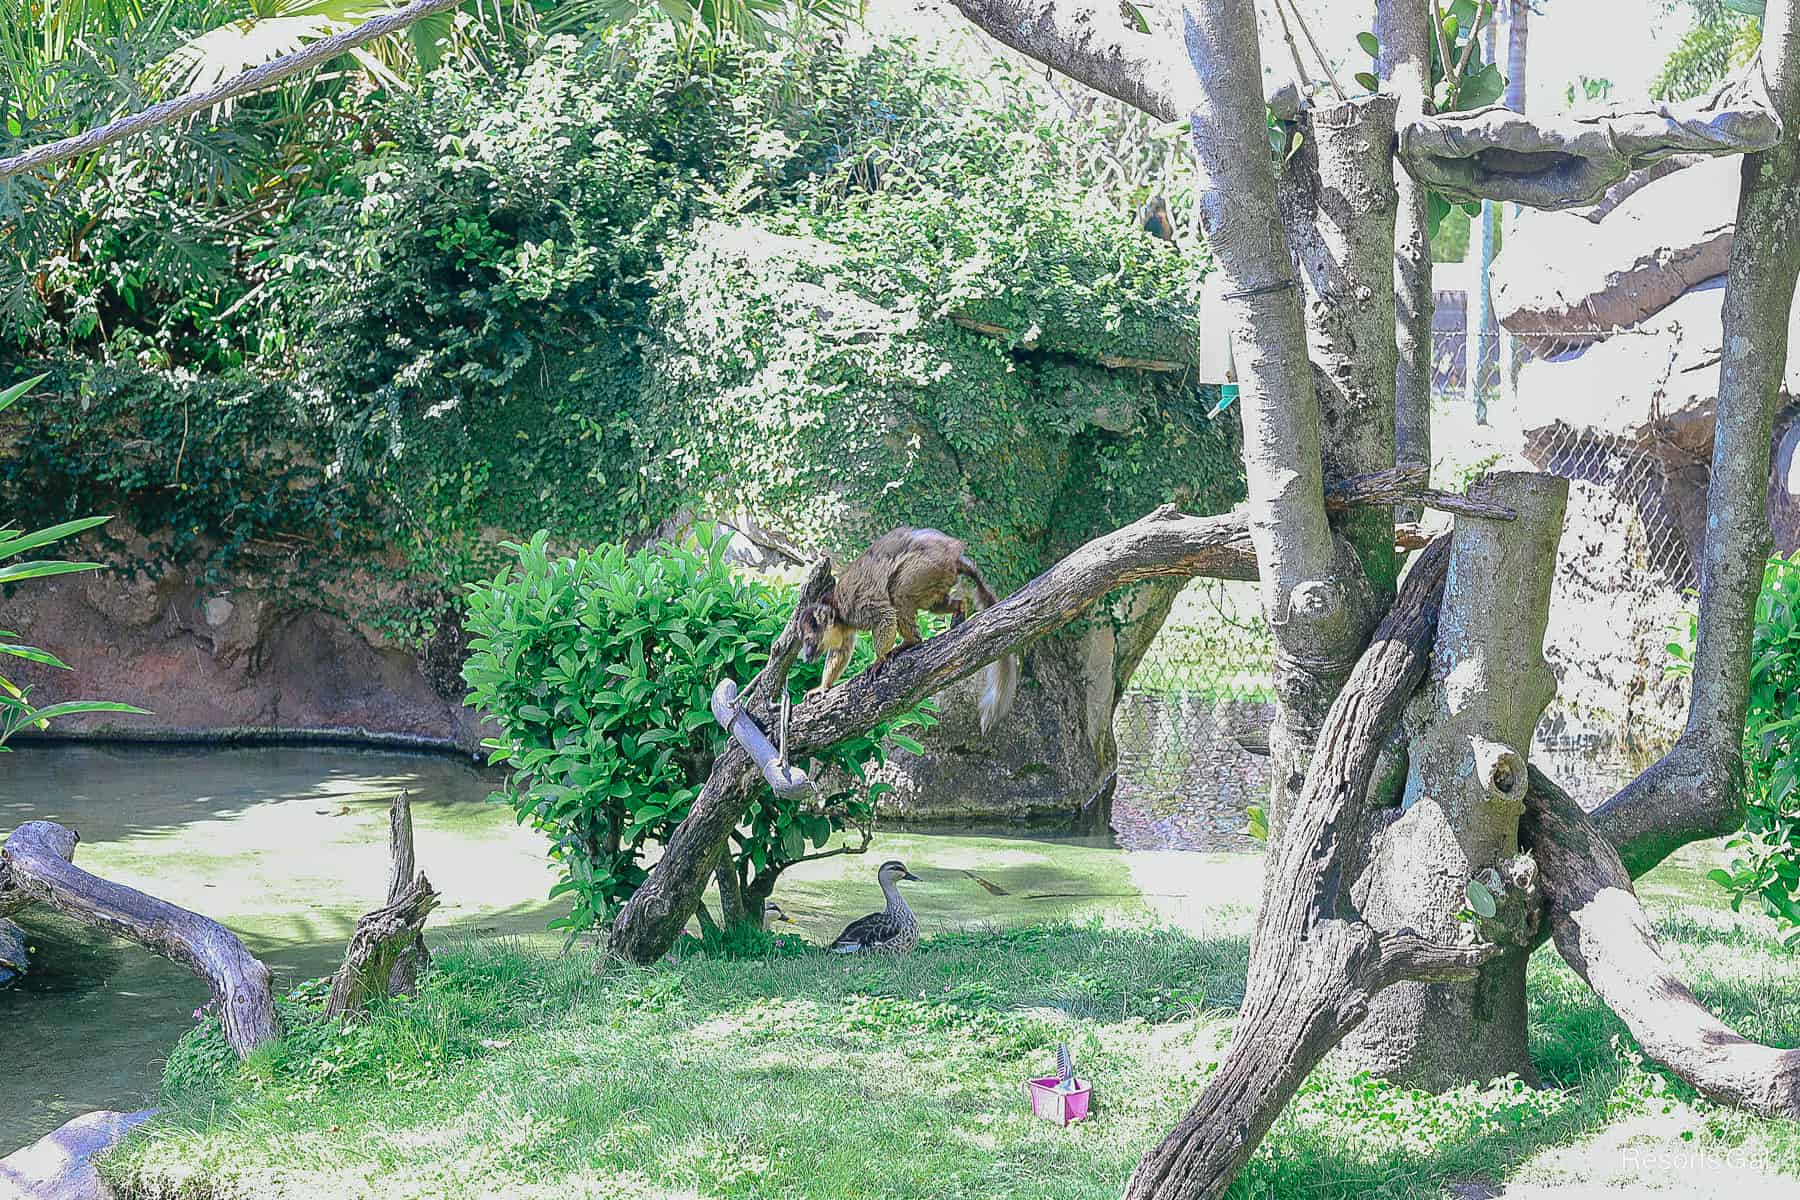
<box><xmin>897</xmin><ymin>608</ymin><xmax>924</xmax><ymax>649</ymax></box>
<box><xmin>928</xmin><ymin>593</ymin><xmax>966</xmax><ymax>628</ymax></box>
<box><xmin>868</xmin><ymin>614</ymin><xmax>900</xmax><ymax>670</ymax></box>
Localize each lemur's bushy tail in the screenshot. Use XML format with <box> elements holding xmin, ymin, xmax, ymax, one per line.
<box><xmin>957</xmin><ymin>555</ymin><xmax>1018</xmax><ymax>735</ymax></box>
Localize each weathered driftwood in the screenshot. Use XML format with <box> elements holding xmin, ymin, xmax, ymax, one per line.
<box><xmin>325</xmin><ymin>873</ymin><xmax>439</xmax><ymax>1021</ymax></box>
<box><xmin>1125</xmin><ymin>535</ymin><xmax>1497</xmax><ymax>1200</ymax></box>
<box><xmin>383</xmin><ymin>792</ymin><xmax>430</xmax><ymax>998</ymax></box>
<box><xmin>1400</xmin><ymin>85</ymin><xmax>1782</xmax><ymax>209</ymax></box>
<box><xmin>0</xmin><ymin>820</ymin><xmax>280</xmax><ymax>1056</ymax></box>
<box><xmin>1349</xmin><ymin>472</ymin><xmax>1567</xmax><ymax>1088</ymax></box>
<box><xmin>1526</xmin><ymin>768</ymin><xmax>1800</xmax><ymax>1117</ymax></box>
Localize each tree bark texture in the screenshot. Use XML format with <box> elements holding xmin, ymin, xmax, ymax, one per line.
<box><xmin>1399</xmin><ymin>89</ymin><xmax>1781</xmax><ymax>209</ymax></box>
<box><xmin>1526</xmin><ymin>768</ymin><xmax>1800</xmax><ymax>1117</ymax></box>
<box><xmin>0</xmin><ymin>819</ymin><xmax>280</xmax><ymax>1056</ymax></box>
<box><xmin>1375</xmin><ymin>0</ymin><xmax>1436</xmax><ymax>518</ymax></box>
<box><xmin>1349</xmin><ymin>472</ymin><xmax>1567</xmax><ymax>1088</ymax></box>
<box><xmin>1278</xmin><ymin>95</ymin><xmax>1402</xmax><ymax>599</ymax></box>
<box><xmin>383</xmin><ymin>792</ymin><xmax>430</xmax><ymax>997</ymax></box>
<box><xmin>1125</xmin><ymin>536</ymin><xmax>1496</xmax><ymax>1200</ymax></box>
<box><xmin>326</xmin><ymin>873</ymin><xmax>440</xmax><ymax>1021</ymax></box>
<box><xmin>1171</xmin><ymin>0</ymin><xmax>1379</xmax><ymax>845</ymax></box>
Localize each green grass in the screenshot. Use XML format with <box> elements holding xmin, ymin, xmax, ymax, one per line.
<box><xmin>101</xmin><ymin>872</ymin><xmax>1800</xmax><ymax>1200</ymax></box>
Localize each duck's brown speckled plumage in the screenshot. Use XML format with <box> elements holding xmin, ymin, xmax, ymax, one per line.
<box><xmin>829</xmin><ymin>860</ymin><xmax>921</xmax><ymax>954</ymax></box>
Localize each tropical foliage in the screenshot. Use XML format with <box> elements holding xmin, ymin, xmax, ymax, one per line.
<box><xmin>462</xmin><ymin>530</ymin><xmax>929</xmax><ymax>934</ymax></box>
<box><xmin>1677</xmin><ymin>552</ymin><xmax>1800</xmax><ymax>943</ymax></box>
<box><xmin>0</xmin><ymin>375</ymin><xmax>145</xmax><ymax>748</ymax></box>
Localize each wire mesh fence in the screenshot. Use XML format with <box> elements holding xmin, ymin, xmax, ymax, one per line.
<box><xmin>1111</xmin><ymin>319</ymin><xmax>1698</xmax><ymax>846</ymax></box>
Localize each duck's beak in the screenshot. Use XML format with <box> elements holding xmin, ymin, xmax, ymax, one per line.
<box><xmin>902</xmin><ymin>870</ymin><xmax>922</xmax><ymax>882</ymax></box>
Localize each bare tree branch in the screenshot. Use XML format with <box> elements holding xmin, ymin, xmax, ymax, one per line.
<box><xmin>0</xmin><ymin>0</ymin><xmax>464</xmax><ymax>180</ymax></box>
<box><xmin>949</xmin><ymin>0</ymin><xmax>1187</xmax><ymax>122</ymax></box>
<box><xmin>1527</xmin><ymin>769</ymin><xmax>1800</xmax><ymax>1118</ymax></box>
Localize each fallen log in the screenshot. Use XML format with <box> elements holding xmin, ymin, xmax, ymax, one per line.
<box><xmin>0</xmin><ymin>820</ymin><xmax>280</xmax><ymax>1056</ymax></box>
<box><xmin>1525</xmin><ymin>767</ymin><xmax>1800</xmax><ymax>1117</ymax></box>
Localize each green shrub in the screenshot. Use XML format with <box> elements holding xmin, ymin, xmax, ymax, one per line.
<box><xmin>1685</xmin><ymin>551</ymin><xmax>1800</xmax><ymax>944</ymax></box>
<box><xmin>462</xmin><ymin>528</ymin><xmax>929</xmax><ymax>934</ymax></box>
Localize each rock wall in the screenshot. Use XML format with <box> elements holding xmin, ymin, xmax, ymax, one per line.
<box><xmin>0</xmin><ymin>551</ymin><xmax>482</xmax><ymax>752</ymax></box>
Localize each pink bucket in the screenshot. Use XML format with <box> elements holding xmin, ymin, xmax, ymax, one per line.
<box><xmin>1025</xmin><ymin>1077</ymin><xmax>1092</xmax><ymax>1125</ymax></box>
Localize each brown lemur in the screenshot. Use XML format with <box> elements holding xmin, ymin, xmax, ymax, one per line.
<box><xmin>796</xmin><ymin>527</ymin><xmax>1019</xmax><ymax>735</ymax></box>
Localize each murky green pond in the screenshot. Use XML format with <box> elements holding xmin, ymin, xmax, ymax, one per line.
<box><xmin>0</xmin><ymin>745</ymin><xmax>569</xmax><ymax>1153</ymax></box>
<box><xmin>0</xmin><ymin>744</ymin><xmax>1231</xmax><ymax>1155</ymax></box>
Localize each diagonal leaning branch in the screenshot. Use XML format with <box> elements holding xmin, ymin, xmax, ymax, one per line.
<box><xmin>1525</xmin><ymin>768</ymin><xmax>1800</xmax><ymax>1118</ymax></box>
<box><xmin>1125</xmin><ymin>534</ymin><xmax>1498</xmax><ymax>1200</ymax></box>
<box><xmin>607</xmin><ymin>469</ymin><xmax>1491</xmax><ymax>965</ymax></box>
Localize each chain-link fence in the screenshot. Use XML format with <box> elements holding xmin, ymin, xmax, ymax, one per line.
<box><xmin>1111</xmin><ymin>316</ymin><xmax>1698</xmax><ymax>847</ymax></box>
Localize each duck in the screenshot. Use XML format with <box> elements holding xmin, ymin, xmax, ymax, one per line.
<box><xmin>828</xmin><ymin>859</ymin><xmax>922</xmax><ymax>954</ymax></box>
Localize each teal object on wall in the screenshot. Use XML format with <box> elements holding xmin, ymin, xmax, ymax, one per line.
<box><xmin>1208</xmin><ymin>382</ymin><xmax>1239</xmax><ymax>418</ymax></box>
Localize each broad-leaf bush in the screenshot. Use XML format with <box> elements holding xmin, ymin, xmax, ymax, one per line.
<box><xmin>1693</xmin><ymin>551</ymin><xmax>1800</xmax><ymax>944</ymax></box>
<box><xmin>463</xmin><ymin>529</ymin><xmax>927</xmax><ymax>934</ymax></box>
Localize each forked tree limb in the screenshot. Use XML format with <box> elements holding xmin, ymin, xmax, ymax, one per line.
<box><xmin>0</xmin><ymin>820</ymin><xmax>280</xmax><ymax>1056</ymax></box>
<box><xmin>1525</xmin><ymin>768</ymin><xmax>1800</xmax><ymax>1118</ymax></box>
<box><xmin>1126</xmin><ymin>535</ymin><xmax>1498</xmax><ymax>1200</ymax></box>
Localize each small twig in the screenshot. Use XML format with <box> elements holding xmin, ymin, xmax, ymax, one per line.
<box><xmin>1269</xmin><ymin>0</ymin><xmax>1317</xmax><ymax>96</ymax></box>
<box><xmin>1448</xmin><ymin>0</ymin><xmax>1495</xmax><ymax>106</ymax></box>
<box><xmin>1282</xmin><ymin>0</ymin><xmax>1347</xmax><ymax>102</ymax></box>
<box><xmin>1430</xmin><ymin>0</ymin><xmax>1456</xmax><ymax>100</ymax></box>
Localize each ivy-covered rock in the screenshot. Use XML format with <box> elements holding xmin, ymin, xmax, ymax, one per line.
<box><xmin>640</xmin><ymin>217</ymin><xmax>1240</xmax><ymax>588</ymax></box>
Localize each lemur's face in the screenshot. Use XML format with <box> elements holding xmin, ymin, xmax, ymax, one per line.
<box><xmin>797</xmin><ymin>602</ymin><xmax>835</xmax><ymax>663</ymax></box>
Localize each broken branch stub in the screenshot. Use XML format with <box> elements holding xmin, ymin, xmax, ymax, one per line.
<box><xmin>1401</xmin><ymin>88</ymin><xmax>1781</xmax><ymax>209</ymax></box>
<box><xmin>0</xmin><ymin>820</ymin><xmax>280</xmax><ymax>1056</ymax></box>
<box><xmin>326</xmin><ymin>873</ymin><xmax>440</xmax><ymax>1021</ymax></box>
<box><xmin>384</xmin><ymin>792</ymin><xmax>430</xmax><ymax>998</ymax></box>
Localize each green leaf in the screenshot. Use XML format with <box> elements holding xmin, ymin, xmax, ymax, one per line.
<box><xmin>0</xmin><ymin>374</ymin><xmax>47</xmax><ymax>416</ymax></box>
<box><xmin>1465</xmin><ymin>878</ymin><xmax>1498</xmax><ymax>919</ymax></box>
<box><xmin>22</xmin><ymin>700</ymin><xmax>150</xmax><ymax>724</ymax></box>
<box><xmin>0</xmin><ymin>560</ymin><xmax>104</xmax><ymax>585</ymax></box>
<box><xmin>0</xmin><ymin>515</ymin><xmax>114</xmax><ymax>561</ymax></box>
<box><xmin>1355</xmin><ymin>72</ymin><xmax>1380</xmax><ymax>93</ymax></box>
<box><xmin>1357</xmin><ymin>31</ymin><xmax>1380</xmax><ymax>59</ymax></box>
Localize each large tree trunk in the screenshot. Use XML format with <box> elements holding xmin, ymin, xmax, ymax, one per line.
<box><xmin>1377</xmin><ymin>0</ymin><xmax>1436</xmax><ymax>516</ymax></box>
<box><xmin>1124</xmin><ymin>534</ymin><xmax>1499</xmax><ymax>1200</ymax></box>
<box><xmin>1348</xmin><ymin>473</ymin><xmax>1567</xmax><ymax>1087</ymax></box>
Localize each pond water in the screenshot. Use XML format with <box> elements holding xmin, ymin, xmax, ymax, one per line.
<box><xmin>0</xmin><ymin>744</ymin><xmax>1170</xmax><ymax>1155</ymax></box>
<box><xmin>0</xmin><ymin>734</ymin><xmax>1663</xmax><ymax>1156</ymax></box>
<box><xmin>0</xmin><ymin>745</ymin><xmax>570</xmax><ymax>1153</ymax></box>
